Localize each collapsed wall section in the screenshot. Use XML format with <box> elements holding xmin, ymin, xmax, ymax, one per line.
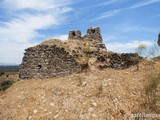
<box><xmin>96</xmin><ymin>53</ymin><xmax>140</xmax><ymax>69</ymax></box>
<box><xmin>19</xmin><ymin>45</ymin><xmax>81</xmax><ymax>79</ymax></box>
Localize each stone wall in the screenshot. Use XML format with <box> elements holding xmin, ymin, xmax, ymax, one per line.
<box><xmin>68</xmin><ymin>30</ymin><xmax>82</xmax><ymax>40</ymax></box>
<box><xmin>68</xmin><ymin>27</ymin><xmax>102</xmax><ymax>42</ymax></box>
<box><xmin>96</xmin><ymin>53</ymin><xmax>141</xmax><ymax>69</ymax></box>
<box><xmin>19</xmin><ymin>26</ymin><xmax>141</xmax><ymax>79</ymax></box>
<box><xmin>83</xmin><ymin>27</ymin><xmax>102</xmax><ymax>42</ymax></box>
<box><xmin>19</xmin><ymin>45</ymin><xmax>81</xmax><ymax>79</ymax></box>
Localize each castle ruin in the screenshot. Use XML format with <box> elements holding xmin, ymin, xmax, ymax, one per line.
<box><xmin>19</xmin><ymin>27</ymin><xmax>140</xmax><ymax>79</ymax></box>
<box><xmin>68</xmin><ymin>27</ymin><xmax>102</xmax><ymax>42</ymax></box>
<box><xmin>68</xmin><ymin>30</ymin><xmax>82</xmax><ymax>40</ymax></box>
<box><xmin>84</xmin><ymin>27</ymin><xmax>102</xmax><ymax>42</ymax></box>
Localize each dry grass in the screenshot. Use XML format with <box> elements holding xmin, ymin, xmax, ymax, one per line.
<box><xmin>0</xmin><ymin>60</ymin><xmax>160</xmax><ymax>119</ymax></box>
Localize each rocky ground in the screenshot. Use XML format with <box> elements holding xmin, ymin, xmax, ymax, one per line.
<box><xmin>0</xmin><ymin>60</ymin><xmax>160</xmax><ymax>120</ymax></box>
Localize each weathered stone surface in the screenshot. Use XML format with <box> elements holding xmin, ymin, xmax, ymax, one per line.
<box><xmin>83</xmin><ymin>27</ymin><xmax>102</xmax><ymax>42</ymax></box>
<box><xmin>68</xmin><ymin>27</ymin><xmax>102</xmax><ymax>42</ymax></box>
<box><xmin>19</xmin><ymin>26</ymin><xmax>141</xmax><ymax>79</ymax></box>
<box><xmin>68</xmin><ymin>30</ymin><xmax>82</xmax><ymax>40</ymax></box>
<box><xmin>19</xmin><ymin>45</ymin><xmax>81</xmax><ymax>79</ymax></box>
<box><xmin>96</xmin><ymin>53</ymin><xmax>141</xmax><ymax>69</ymax></box>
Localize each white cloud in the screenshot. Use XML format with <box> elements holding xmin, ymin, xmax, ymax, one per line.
<box><xmin>90</xmin><ymin>0</ymin><xmax>120</xmax><ymax>7</ymax></box>
<box><xmin>0</xmin><ymin>14</ymin><xmax>59</xmax><ymax>43</ymax></box>
<box><xmin>93</xmin><ymin>0</ymin><xmax>160</xmax><ymax>21</ymax></box>
<box><xmin>0</xmin><ymin>0</ymin><xmax>73</xmax><ymax>64</ymax></box>
<box><xmin>92</xmin><ymin>9</ymin><xmax>121</xmax><ymax>21</ymax></box>
<box><xmin>106</xmin><ymin>40</ymin><xmax>154</xmax><ymax>53</ymax></box>
<box><xmin>129</xmin><ymin>0</ymin><xmax>160</xmax><ymax>9</ymax></box>
<box><xmin>103</xmin><ymin>35</ymin><xmax>117</xmax><ymax>42</ymax></box>
<box><xmin>0</xmin><ymin>42</ymin><xmax>38</xmax><ymax>64</ymax></box>
<box><xmin>99</xmin><ymin>0</ymin><xmax>120</xmax><ymax>6</ymax></box>
<box><xmin>116</xmin><ymin>24</ymin><xmax>159</xmax><ymax>33</ymax></box>
<box><xmin>52</xmin><ymin>34</ymin><xmax>68</xmax><ymax>40</ymax></box>
<box><xmin>2</xmin><ymin>0</ymin><xmax>72</xmax><ymax>11</ymax></box>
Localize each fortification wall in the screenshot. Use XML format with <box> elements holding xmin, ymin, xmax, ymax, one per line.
<box><xmin>97</xmin><ymin>53</ymin><xmax>140</xmax><ymax>69</ymax></box>
<box><xmin>19</xmin><ymin>45</ymin><xmax>81</xmax><ymax>79</ymax></box>
<box><xmin>19</xmin><ymin>26</ymin><xmax>141</xmax><ymax>79</ymax></box>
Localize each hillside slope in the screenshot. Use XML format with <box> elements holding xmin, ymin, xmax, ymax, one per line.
<box><xmin>0</xmin><ymin>60</ymin><xmax>160</xmax><ymax>120</ymax></box>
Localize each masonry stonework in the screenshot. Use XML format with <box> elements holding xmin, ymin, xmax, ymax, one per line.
<box><xmin>19</xmin><ymin>27</ymin><xmax>141</xmax><ymax>79</ymax></box>
<box><xmin>19</xmin><ymin>45</ymin><xmax>81</xmax><ymax>79</ymax></box>
<box><xmin>83</xmin><ymin>27</ymin><xmax>102</xmax><ymax>42</ymax></box>
<box><xmin>96</xmin><ymin>53</ymin><xmax>140</xmax><ymax>69</ymax></box>
<box><xmin>68</xmin><ymin>30</ymin><xmax>82</xmax><ymax>40</ymax></box>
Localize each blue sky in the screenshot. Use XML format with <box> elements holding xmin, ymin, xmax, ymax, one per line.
<box><xmin>0</xmin><ymin>0</ymin><xmax>160</xmax><ymax>64</ymax></box>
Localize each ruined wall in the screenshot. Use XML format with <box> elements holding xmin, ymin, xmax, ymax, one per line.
<box><xmin>83</xmin><ymin>27</ymin><xmax>102</xmax><ymax>42</ymax></box>
<box><xmin>68</xmin><ymin>27</ymin><xmax>102</xmax><ymax>42</ymax></box>
<box><xmin>68</xmin><ymin>30</ymin><xmax>82</xmax><ymax>40</ymax></box>
<box><xmin>19</xmin><ymin>26</ymin><xmax>141</xmax><ymax>79</ymax></box>
<box><xmin>19</xmin><ymin>45</ymin><xmax>81</xmax><ymax>79</ymax></box>
<box><xmin>96</xmin><ymin>53</ymin><xmax>140</xmax><ymax>69</ymax></box>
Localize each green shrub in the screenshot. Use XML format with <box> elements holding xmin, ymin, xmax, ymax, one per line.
<box><xmin>0</xmin><ymin>80</ymin><xmax>13</xmax><ymax>91</ymax></box>
<box><xmin>143</xmin><ymin>72</ymin><xmax>160</xmax><ymax>111</ymax></box>
<box><xmin>136</xmin><ymin>44</ymin><xmax>147</xmax><ymax>57</ymax></box>
<box><xmin>0</xmin><ymin>72</ymin><xmax>4</xmax><ymax>76</ymax></box>
<box><xmin>136</xmin><ymin>43</ymin><xmax>160</xmax><ymax>58</ymax></box>
<box><xmin>98</xmin><ymin>84</ymin><xmax>104</xmax><ymax>93</ymax></box>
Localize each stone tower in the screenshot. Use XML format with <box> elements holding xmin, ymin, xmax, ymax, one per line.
<box><xmin>157</xmin><ymin>33</ymin><xmax>160</xmax><ymax>46</ymax></box>
<box><xmin>68</xmin><ymin>30</ymin><xmax>82</xmax><ymax>40</ymax></box>
<box><xmin>84</xmin><ymin>27</ymin><xmax>102</xmax><ymax>42</ymax></box>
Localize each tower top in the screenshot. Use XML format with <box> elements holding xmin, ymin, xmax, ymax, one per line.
<box><xmin>68</xmin><ymin>30</ymin><xmax>82</xmax><ymax>40</ymax></box>
<box><xmin>67</xmin><ymin>27</ymin><xmax>103</xmax><ymax>42</ymax></box>
<box><xmin>84</xmin><ymin>27</ymin><xmax>102</xmax><ymax>42</ymax></box>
